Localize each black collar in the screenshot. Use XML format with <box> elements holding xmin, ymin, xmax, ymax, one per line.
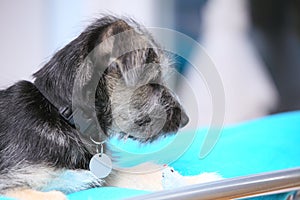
<box><xmin>35</xmin><ymin>84</ymin><xmax>101</xmax><ymax>139</ymax></box>
<box><xmin>59</xmin><ymin>106</ymin><xmax>98</xmax><ymax>138</ymax></box>
<box><xmin>59</xmin><ymin>106</ymin><xmax>76</xmax><ymax>126</ymax></box>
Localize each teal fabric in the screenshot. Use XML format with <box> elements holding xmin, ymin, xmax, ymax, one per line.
<box><xmin>246</xmin><ymin>192</ymin><xmax>296</xmax><ymax>200</ymax></box>
<box><xmin>67</xmin><ymin>187</ymin><xmax>149</xmax><ymax>200</ymax></box>
<box><xmin>1</xmin><ymin>111</ymin><xmax>299</xmax><ymax>200</ymax></box>
<box><xmin>172</xmin><ymin>111</ymin><xmax>300</xmax><ymax>177</ymax></box>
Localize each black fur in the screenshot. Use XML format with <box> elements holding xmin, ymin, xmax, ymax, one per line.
<box><xmin>0</xmin><ymin>80</ymin><xmax>93</xmax><ymax>166</ymax></box>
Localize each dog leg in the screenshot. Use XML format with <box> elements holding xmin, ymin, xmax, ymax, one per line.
<box><xmin>5</xmin><ymin>189</ymin><xmax>66</xmax><ymax>200</ymax></box>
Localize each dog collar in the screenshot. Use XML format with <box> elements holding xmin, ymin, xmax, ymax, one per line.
<box><xmin>59</xmin><ymin>106</ymin><xmax>76</xmax><ymax>126</ymax></box>
<box><xmin>35</xmin><ymin>83</ymin><xmax>103</xmax><ymax>139</ymax></box>
<box><xmin>59</xmin><ymin>106</ymin><xmax>100</xmax><ymax>138</ymax></box>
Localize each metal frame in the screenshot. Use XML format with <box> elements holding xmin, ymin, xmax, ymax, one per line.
<box><xmin>126</xmin><ymin>167</ymin><xmax>300</xmax><ymax>200</ymax></box>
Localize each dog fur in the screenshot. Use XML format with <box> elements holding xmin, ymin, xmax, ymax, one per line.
<box><xmin>0</xmin><ymin>16</ymin><xmax>189</xmax><ymax>199</ymax></box>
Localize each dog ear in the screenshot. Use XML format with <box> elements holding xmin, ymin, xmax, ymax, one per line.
<box><xmin>77</xmin><ymin>19</ymin><xmax>134</xmax><ymax>85</ymax></box>
<box><xmin>88</xmin><ymin>19</ymin><xmax>133</xmax><ymax>59</ymax></box>
<box><xmin>74</xmin><ymin>19</ymin><xmax>135</xmax><ymax>105</ymax></box>
<box><xmin>84</xmin><ymin>18</ymin><xmax>134</xmax><ymax>69</ymax></box>
<box><xmin>90</xmin><ymin>19</ymin><xmax>160</xmax><ymax>87</ymax></box>
<box><xmin>93</xmin><ymin>19</ymin><xmax>162</xmax><ymax>88</ymax></box>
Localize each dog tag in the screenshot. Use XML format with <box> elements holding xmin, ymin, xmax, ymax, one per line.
<box><xmin>89</xmin><ymin>153</ymin><xmax>112</xmax><ymax>178</ymax></box>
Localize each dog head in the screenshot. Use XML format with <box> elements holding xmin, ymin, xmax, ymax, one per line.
<box><xmin>34</xmin><ymin>16</ymin><xmax>189</xmax><ymax>143</ymax></box>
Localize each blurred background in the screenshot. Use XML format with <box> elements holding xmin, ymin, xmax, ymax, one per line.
<box><xmin>1</xmin><ymin>0</ymin><xmax>299</xmax><ymax>128</ymax></box>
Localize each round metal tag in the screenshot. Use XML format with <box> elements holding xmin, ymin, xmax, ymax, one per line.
<box><xmin>89</xmin><ymin>153</ymin><xmax>112</xmax><ymax>178</ymax></box>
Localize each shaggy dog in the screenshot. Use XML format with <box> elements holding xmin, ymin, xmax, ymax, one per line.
<box><xmin>0</xmin><ymin>16</ymin><xmax>189</xmax><ymax>199</ymax></box>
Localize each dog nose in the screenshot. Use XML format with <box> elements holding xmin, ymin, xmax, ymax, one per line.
<box><xmin>180</xmin><ymin>110</ymin><xmax>189</xmax><ymax>128</ymax></box>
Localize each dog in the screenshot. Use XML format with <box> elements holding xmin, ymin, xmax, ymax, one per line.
<box><xmin>0</xmin><ymin>16</ymin><xmax>189</xmax><ymax>199</ymax></box>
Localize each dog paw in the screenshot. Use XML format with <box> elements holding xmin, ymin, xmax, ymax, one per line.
<box><xmin>6</xmin><ymin>189</ymin><xmax>67</xmax><ymax>200</ymax></box>
<box><xmin>162</xmin><ymin>166</ymin><xmax>223</xmax><ymax>190</ymax></box>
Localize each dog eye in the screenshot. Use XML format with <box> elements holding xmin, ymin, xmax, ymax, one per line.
<box><xmin>170</xmin><ymin>169</ymin><xmax>174</xmax><ymax>172</ymax></box>
<box><xmin>146</xmin><ymin>48</ymin><xmax>158</xmax><ymax>63</ymax></box>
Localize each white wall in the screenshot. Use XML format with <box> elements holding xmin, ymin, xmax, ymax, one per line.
<box><xmin>0</xmin><ymin>0</ymin><xmax>47</xmax><ymax>88</ymax></box>
<box><xmin>0</xmin><ymin>0</ymin><xmax>162</xmax><ymax>88</ymax></box>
